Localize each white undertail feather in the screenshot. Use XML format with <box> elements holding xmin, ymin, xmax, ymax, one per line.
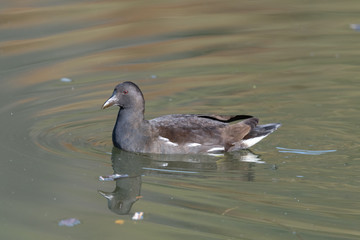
<box><xmin>241</xmin><ymin>123</ymin><xmax>281</xmax><ymax>148</ymax></box>
<box><xmin>241</xmin><ymin>135</ymin><xmax>267</xmax><ymax>148</ymax></box>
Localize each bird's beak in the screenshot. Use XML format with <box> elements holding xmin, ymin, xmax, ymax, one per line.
<box><xmin>102</xmin><ymin>92</ymin><xmax>117</xmax><ymax>109</ymax></box>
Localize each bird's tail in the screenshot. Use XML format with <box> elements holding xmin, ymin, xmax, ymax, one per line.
<box><xmin>241</xmin><ymin>123</ymin><xmax>281</xmax><ymax>148</ymax></box>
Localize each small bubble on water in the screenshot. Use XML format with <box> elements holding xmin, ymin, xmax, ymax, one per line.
<box><xmin>271</xmin><ymin>164</ymin><xmax>278</xmax><ymax>170</ymax></box>
<box><xmin>58</xmin><ymin>218</ymin><xmax>80</xmax><ymax>227</ymax></box>
<box><xmin>350</xmin><ymin>24</ymin><xmax>360</xmax><ymax>31</ymax></box>
<box><xmin>60</xmin><ymin>77</ymin><xmax>72</xmax><ymax>83</ymax></box>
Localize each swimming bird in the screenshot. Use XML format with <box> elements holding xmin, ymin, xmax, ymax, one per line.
<box><xmin>102</xmin><ymin>81</ymin><xmax>281</xmax><ymax>154</ymax></box>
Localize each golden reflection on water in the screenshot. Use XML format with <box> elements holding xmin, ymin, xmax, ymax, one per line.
<box><xmin>2</xmin><ymin>0</ymin><xmax>285</xmax><ymax>87</ymax></box>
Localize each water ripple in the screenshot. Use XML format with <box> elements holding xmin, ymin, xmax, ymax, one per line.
<box><xmin>30</xmin><ymin>116</ymin><xmax>112</xmax><ymax>160</ymax></box>
<box><xmin>277</xmin><ymin>147</ymin><xmax>336</xmax><ymax>155</ymax></box>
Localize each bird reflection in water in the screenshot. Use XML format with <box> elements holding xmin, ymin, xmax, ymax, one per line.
<box><xmin>98</xmin><ymin>147</ymin><xmax>264</xmax><ymax>215</ymax></box>
<box><xmin>98</xmin><ymin>147</ymin><xmax>144</xmax><ymax>215</ymax></box>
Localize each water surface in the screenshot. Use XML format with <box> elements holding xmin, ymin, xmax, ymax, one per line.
<box><xmin>1</xmin><ymin>0</ymin><xmax>359</xmax><ymax>239</ymax></box>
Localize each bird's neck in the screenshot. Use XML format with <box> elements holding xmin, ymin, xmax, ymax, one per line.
<box><xmin>114</xmin><ymin>107</ymin><xmax>146</xmax><ymax>130</ymax></box>
<box><xmin>112</xmin><ymin>107</ymin><xmax>149</xmax><ymax>149</ymax></box>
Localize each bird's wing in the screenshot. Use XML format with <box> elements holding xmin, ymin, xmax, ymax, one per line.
<box><xmin>149</xmin><ymin>114</ymin><xmax>226</xmax><ymax>145</ymax></box>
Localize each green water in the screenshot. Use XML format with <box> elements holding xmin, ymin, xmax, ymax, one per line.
<box><xmin>1</xmin><ymin>0</ymin><xmax>359</xmax><ymax>239</ymax></box>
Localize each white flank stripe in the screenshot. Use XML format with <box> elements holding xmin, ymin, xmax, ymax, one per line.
<box><xmin>207</xmin><ymin>147</ymin><xmax>224</xmax><ymax>153</ymax></box>
<box><xmin>158</xmin><ymin>136</ymin><xmax>168</xmax><ymax>141</ymax></box>
<box><xmin>186</xmin><ymin>143</ymin><xmax>202</xmax><ymax>147</ymax></box>
<box><xmin>158</xmin><ymin>136</ymin><xmax>178</xmax><ymax>146</ymax></box>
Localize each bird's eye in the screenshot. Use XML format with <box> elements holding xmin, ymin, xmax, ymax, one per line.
<box><xmin>123</xmin><ymin>90</ymin><xmax>128</xmax><ymax>94</ymax></box>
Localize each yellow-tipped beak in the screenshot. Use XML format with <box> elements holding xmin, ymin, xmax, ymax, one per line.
<box><xmin>102</xmin><ymin>93</ymin><xmax>117</xmax><ymax>109</ymax></box>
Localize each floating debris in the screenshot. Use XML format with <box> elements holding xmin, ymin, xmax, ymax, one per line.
<box><xmin>221</xmin><ymin>206</ymin><xmax>239</xmax><ymax>216</ymax></box>
<box><xmin>58</xmin><ymin>218</ymin><xmax>80</xmax><ymax>227</ymax></box>
<box><xmin>115</xmin><ymin>219</ymin><xmax>125</xmax><ymax>225</ymax></box>
<box><xmin>60</xmin><ymin>77</ymin><xmax>72</xmax><ymax>83</ymax></box>
<box><xmin>277</xmin><ymin>147</ymin><xmax>336</xmax><ymax>155</ymax></box>
<box><xmin>132</xmin><ymin>212</ymin><xmax>144</xmax><ymax>221</ymax></box>
<box><xmin>350</xmin><ymin>24</ymin><xmax>360</xmax><ymax>31</ymax></box>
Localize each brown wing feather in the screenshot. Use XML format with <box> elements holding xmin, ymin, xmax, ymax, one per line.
<box><xmin>222</xmin><ymin>118</ymin><xmax>259</xmax><ymax>151</ymax></box>
<box><xmin>150</xmin><ymin>114</ymin><xmax>226</xmax><ymax>145</ymax></box>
